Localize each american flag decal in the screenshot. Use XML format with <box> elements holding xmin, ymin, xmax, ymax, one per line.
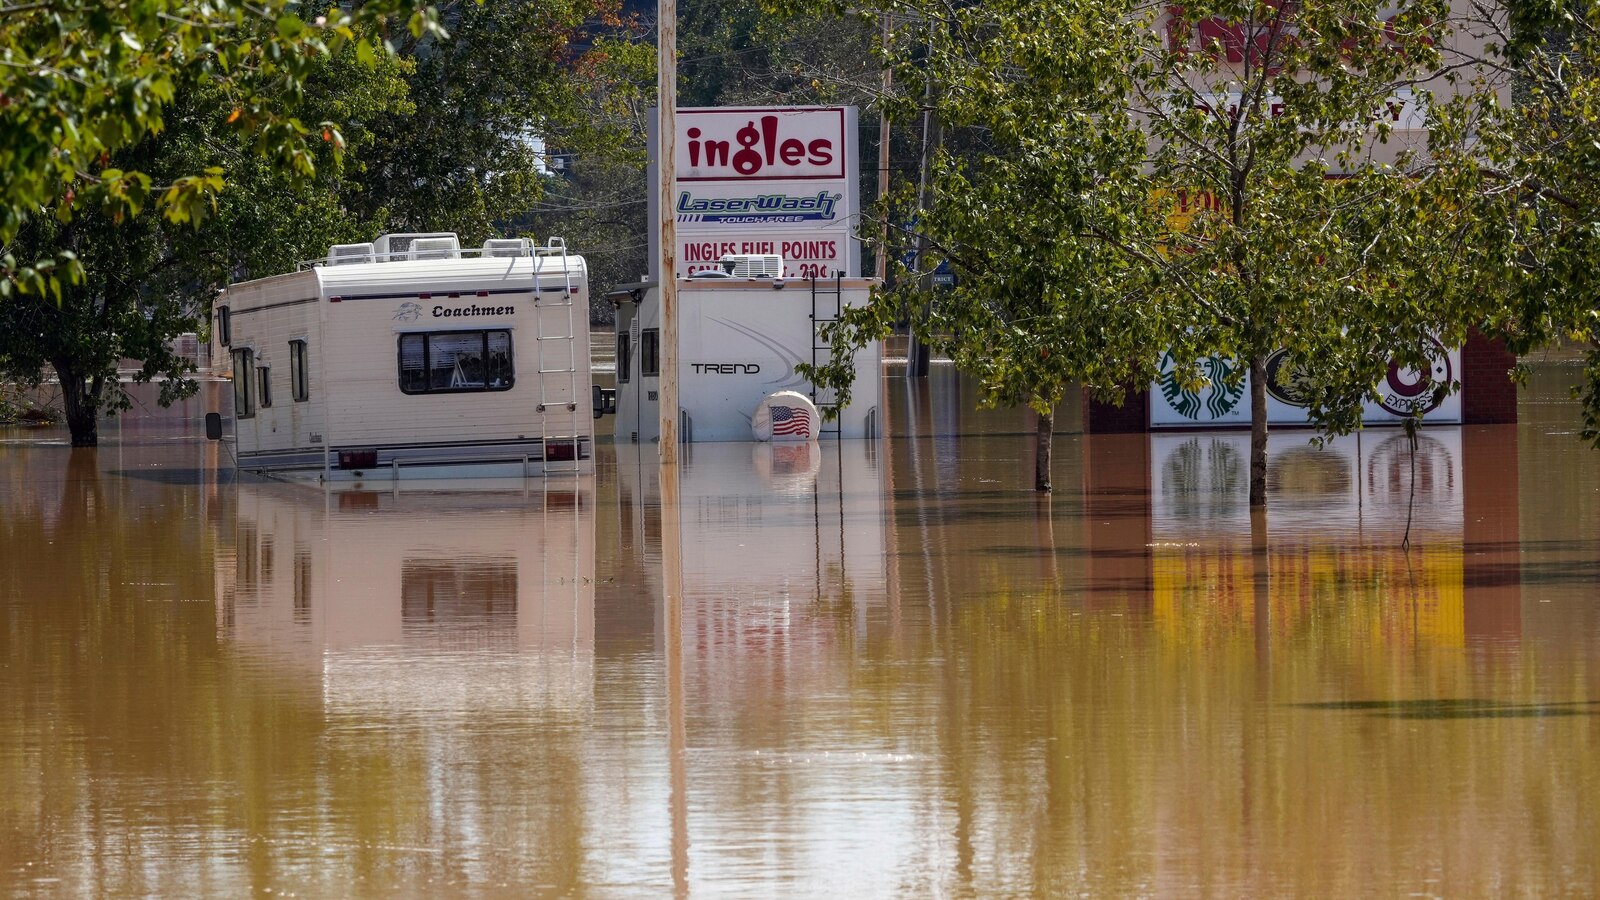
<box><xmin>770</xmin><ymin>404</ymin><xmax>811</xmax><ymax>437</ymax></box>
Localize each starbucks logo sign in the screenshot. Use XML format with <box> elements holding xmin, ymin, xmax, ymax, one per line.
<box><xmin>1158</xmin><ymin>352</ymin><xmax>1246</xmax><ymax>421</ymax></box>
<box><xmin>1264</xmin><ymin>348</ymin><xmax>1312</xmax><ymax>407</ymax></box>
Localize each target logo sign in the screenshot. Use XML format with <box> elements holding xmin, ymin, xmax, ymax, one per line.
<box><xmin>1377</xmin><ymin>338</ymin><xmax>1453</xmax><ymax>416</ymax></box>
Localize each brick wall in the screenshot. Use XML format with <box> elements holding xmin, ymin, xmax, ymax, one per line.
<box><xmin>1082</xmin><ymin>433</ymin><xmax>1152</xmax><ymax>612</ymax></box>
<box><xmin>1083</xmin><ymin>386</ymin><xmax>1149</xmax><ymax>433</ymax></box>
<box><xmin>1461</xmin><ymin>329</ymin><xmax>1518</xmax><ymax>424</ymax></box>
<box><xmin>1461</xmin><ymin>424</ymin><xmax>1521</xmax><ymax>645</ymax></box>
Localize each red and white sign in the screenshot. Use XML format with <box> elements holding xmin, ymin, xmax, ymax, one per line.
<box><xmin>677</xmin><ymin>108</ymin><xmax>846</xmax><ymax>181</ymax></box>
<box><xmin>651</xmin><ymin>105</ymin><xmax>861</xmax><ymax>278</ymax></box>
<box><xmin>680</xmin><ymin>236</ymin><xmax>845</xmax><ymax>280</ymax></box>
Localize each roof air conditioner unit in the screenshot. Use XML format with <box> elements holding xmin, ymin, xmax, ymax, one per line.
<box><xmin>372</xmin><ymin>232</ymin><xmax>459</xmax><ymax>262</ymax></box>
<box><xmin>482</xmin><ymin>238</ymin><xmax>533</xmax><ymax>258</ymax></box>
<box><xmin>409</xmin><ymin>236</ymin><xmax>461</xmax><ymax>261</ymax></box>
<box><xmin>326</xmin><ymin>242</ymin><xmax>375</xmax><ymax>266</ymax></box>
<box><xmin>717</xmin><ymin>254</ymin><xmax>783</xmax><ymax>278</ymax></box>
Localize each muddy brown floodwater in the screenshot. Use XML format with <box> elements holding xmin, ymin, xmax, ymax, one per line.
<box><xmin>1</xmin><ymin>362</ymin><xmax>1598</xmax><ymax>897</ymax></box>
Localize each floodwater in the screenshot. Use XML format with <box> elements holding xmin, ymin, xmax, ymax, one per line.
<box><xmin>2</xmin><ymin>364</ymin><xmax>1598</xmax><ymax>897</ymax></box>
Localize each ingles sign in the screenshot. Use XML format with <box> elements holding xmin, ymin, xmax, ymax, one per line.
<box><xmin>650</xmin><ymin>106</ymin><xmax>861</xmax><ymax>279</ymax></box>
<box><xmin>679</xmin><ymin>109</ymin><xmax>846</xmax><ymax>181</ymax></box>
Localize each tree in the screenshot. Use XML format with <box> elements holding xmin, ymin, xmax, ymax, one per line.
<box><xmin>0</xmin><ymin>46</ymin><xmax>411</xmax><ymax>446</ymax></box>
<box><xmin>1137</xmin><ymin>0</ymin><xmax>1476</xmax><ymax>507</ymax></box>
<box><xmin>1440</xmin><ymin>1</ymin><xmax>1600</xmax><ymax>445</ymax></box>
<box><xmin>1</xmin><ymin>208</ymin><xmax>201</xmax><ymax>445</ymax></box>
<box><xmin>349</xmin><ymin>0</ymin><xmax>651</xmax><ymax>243</ymax></box>
<box><xmin>807</xmin><ymin>0</ymin><xmax>1485</xmax><ymax>500</ymax></box>
<box><xmin>802</xmin><ymin>0</ymin><xmax>1164</xmax><ymax>491</ymax></box>
<box><xmin>513</xmin><ymin>4</ymin><xmax>656</xmax><ymax>321</ymax></box>
<box><xmin>0</xmin><ymin>0</ymin><xmax>440</xmax><ymax>297</ymax></box>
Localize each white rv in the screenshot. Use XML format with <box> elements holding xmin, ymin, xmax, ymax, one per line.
<box><xmin>214</xmin><ymin>234</ymin><xmax>593</xmax><ymax>480</ymax></box>
<box><xmin>606</xmin><ymin>269</ymin><xmax>882</xmax><ymax>444</ymax></box>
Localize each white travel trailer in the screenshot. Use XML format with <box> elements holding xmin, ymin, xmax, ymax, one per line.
<box><xmin>606</xmin><ymin>270</ymin><xmax>882</xmax><ymax>444</ymax></box>
<box><xmin>214</xmin><ymin>234</ymin><xmax>593</xmax><ymax>480</ymax></box>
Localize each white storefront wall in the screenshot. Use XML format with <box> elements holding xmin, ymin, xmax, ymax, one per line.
<box><xmin>1149</xmin><ymin>344</ymin><xmax>1464</xmax><ymax>427</ymax></box>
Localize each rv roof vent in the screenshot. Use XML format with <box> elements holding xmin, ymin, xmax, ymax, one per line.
<box><xmin>717</xmin><ymin>254</ymin><xmax>783</xmax><ymax>278</ymax></box>
<box><xmin>409</xmin><ymin>236</ymin><xmax>461</xmax><ymax>261</ymax></box>
<box><xmin>372</xmin><ymin>232</ymin><xmax>459</xmax><ymax>262</ymax></box>
<box><xmin>483</xmin><ymin>238</ymin><xmax>533</xmax><ymax>258</ymax></box>
<box><xmin>326</xmin><ymin>242</ymin><xmax>375</xmax><ymax>266</ymax></box>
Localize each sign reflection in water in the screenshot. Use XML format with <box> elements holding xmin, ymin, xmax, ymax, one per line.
<box><xmin>616</xmin><ymin>440</ymin><xmax>890</xmax><ymax>665</ymax></box>
<box><xmin>10</xmin><ymin>414</ymin><xmax>1597</xmax><ymax>896</ymax></box>
<box><xmin>1140</xmin><ymin>428</ymin><xmax>1517</xmax><ymax>649</ymax></box>
<box><xmin>614</xmin><ymin>440</ymin><xmax>913</xmax><ymax>894</ymax></box>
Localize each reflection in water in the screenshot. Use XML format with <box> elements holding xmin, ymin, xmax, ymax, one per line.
<box><xmin>224</xmin><ymin>481</ymin><xmax>595</xmax><ymax>719</ymax></box>
<box><xmin>1</xmin><ymin>402</ymin><xmax>1598</xmax><ymax>895</ymax></box>
<box><xmin>1151</xmin><ymin>432</ymin><xmax>1470</xmax><ymax>656</ymax></box>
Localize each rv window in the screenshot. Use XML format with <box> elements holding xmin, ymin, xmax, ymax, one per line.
<box><xmin>217</xmin><ymin>307</ymin><xmax>231</xmax><ymax>347</ymax></box>
<box><xmin>289</xmin><ymin>340</ymin><xmax>309</xmax><ymax>402</ymax></box>
<box><xmin>231</xmin><ymin>348</ymin><xmax>255</xmax><ymax>418</ymax></box>
<box><xmin>641</xmin><ymin>328</ymin><xmax>659</xmax><ymax>377</ymax></box>
<box><xmin>258</xmin><ymin>367</ymin><xmax>272</xmax><ymax>409</ymax></box>
<box><xmin>398</xmin><ymin>330</ymin><xmax>515</xmax><ymax>394</ymax></box>
<box><xmin>616</xmin><ymin>333</ymin><xmax>631</xmax><ymax>384</ymax></box>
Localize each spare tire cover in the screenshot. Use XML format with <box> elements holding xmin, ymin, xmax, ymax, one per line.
<box><xmin>751</xmin><ymin>390</ymin><xmax>820</xmax><ymax>442</ymax></box>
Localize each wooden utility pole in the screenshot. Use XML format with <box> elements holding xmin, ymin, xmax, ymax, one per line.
<box><xmin>875</xmin><ymin>14</ymin><xmax>893</xmax><ymax>283</ymax></box>
<box><xmin>656</xmin><ymin>12</ymin><xmax>687</xmax><ymax>898</ymax></box>
<box><xmin>658</xmin><ymin>0</ymin><xmax>679</xmax><ymax>464</ymax></box>
<box><xmin>906</xmin><ymin>67</ymin><xmax>938</xmax><ymax>378</ymax></box>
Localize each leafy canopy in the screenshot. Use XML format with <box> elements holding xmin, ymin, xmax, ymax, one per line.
<box><xmin>0</xmin><ymin>0</ymin><xmax>441</xmax><ymax>296</ymax></box>
<box><xmin>1438</xmin><ymin>0</ymin><xmax>1600</xmax><ymax>444</ymax></box>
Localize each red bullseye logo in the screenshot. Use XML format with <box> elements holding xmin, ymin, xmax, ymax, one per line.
<box><xmin>1377</xmin><ymin>338</ymin><xmax>1452</xmax><ymax>416</ymax></box>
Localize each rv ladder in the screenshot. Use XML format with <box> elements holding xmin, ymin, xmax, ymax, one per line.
<box><xmin>809</xmin><ymin>274</ymin><xmax>844</xmax><ymax>437</ymax></box>
<box><xmin>533</xmin><ymin>238</ymin><xmax>582</xmax><ymax>473</ymax></box>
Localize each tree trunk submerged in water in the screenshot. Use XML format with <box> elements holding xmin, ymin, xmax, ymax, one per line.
<box><xmin>54</xmin><ymin>365</ymin><xmax>101</xmax><ymax>448</ymax></box>
<box><xmin>1249</xmin><ymin>351</ymin><xmax>1268</xmax><ymax>508</ymax></box>
<box><xmin>1035</xmin><ymin>406</ymin><xmax>1053</xmax><ymax>492</ymax></box>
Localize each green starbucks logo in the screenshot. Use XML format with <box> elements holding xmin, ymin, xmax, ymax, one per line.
<box><xmin>1159</xmin><ymin>352</ymin><xmax>1246</xmax><ymax>421</ymax></box>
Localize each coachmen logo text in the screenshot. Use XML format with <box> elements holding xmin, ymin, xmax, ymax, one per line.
<box><xmin>434</xmin><ymin>305</ymin><xmax>515</xmax><ymax>318</ymax></box>
<box><xmin>677</xmin><ymin>190</ymin><xmax>841</xmax><ymax>224</ymax></box>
